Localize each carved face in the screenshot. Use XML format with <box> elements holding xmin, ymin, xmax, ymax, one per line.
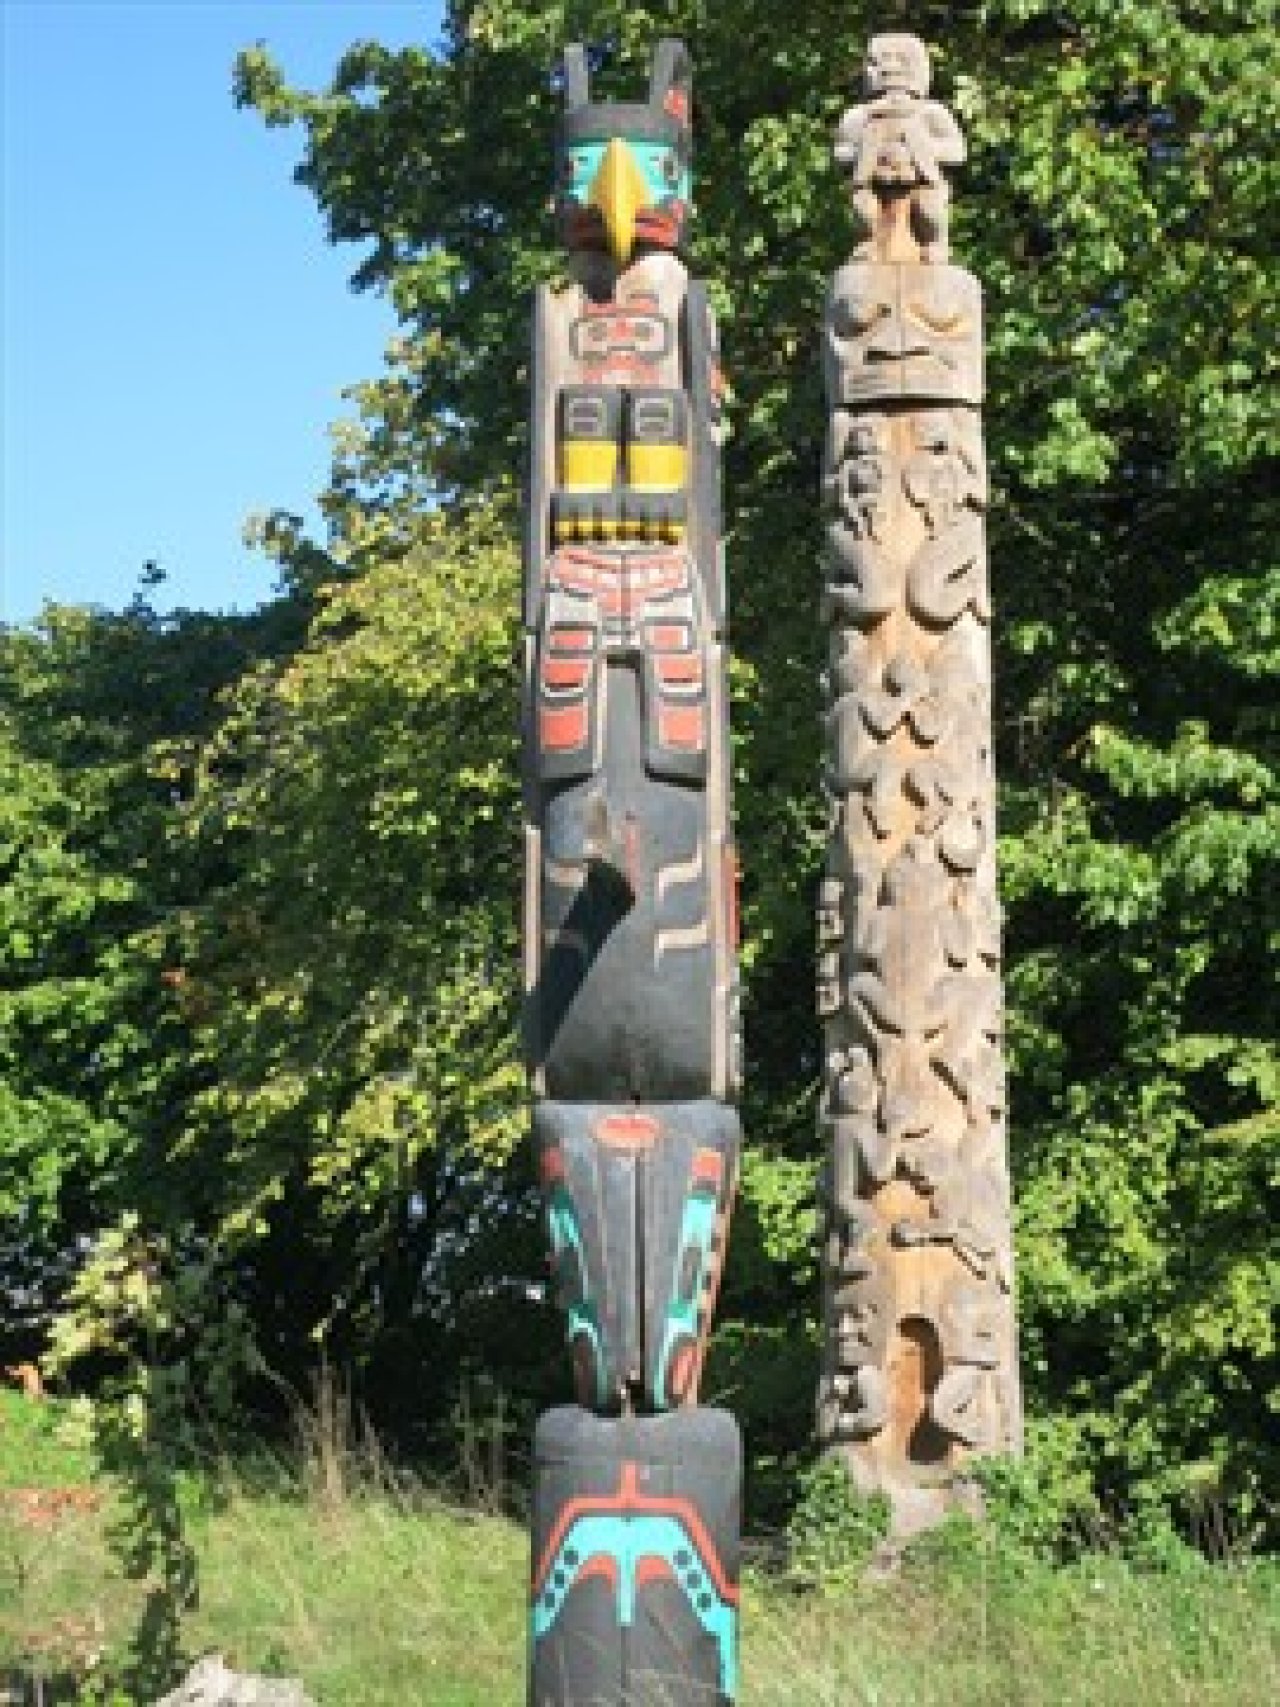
<box><xmin>557</xmin><ymin>42</ymin><xmax>693</xmax><ymax>262</ymax></box>
<box><xmin>561</xmin><ymin>138</ymin><xmax>691</xmax><ymax>214</ymax></box>
<box><xmin>827</xmin><ymin>263</ymin><xmax>983</xmax><ymax>406</ymax></box>
<box><xmin>864</xmin><ymin>34</ymin><xmax>930</xmax><ymax>99</ymax></box>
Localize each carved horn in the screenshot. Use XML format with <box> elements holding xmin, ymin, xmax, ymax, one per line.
<box><xmin>649</xmin><ymin>37</ymin><xmax>692</xmax><ymax>110</ymax></box>
<box><xmin>562</xmin><ymin>42</ymin><xmax>590</xmax><ymax>108</ymax></box>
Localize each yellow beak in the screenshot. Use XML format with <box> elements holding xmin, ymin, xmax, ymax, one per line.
<box><xmin>588</xmin><ymin>138</ymin><xmax>651</xmax><ymax>267</ymax></box>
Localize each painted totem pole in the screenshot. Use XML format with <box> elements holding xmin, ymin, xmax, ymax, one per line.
<box><xmin>522</xmin><ymin>40</ymin><xmax>742</xmax><ymax>1704</ymax></box>
<box><xmin>815</xmin><ymin>32</ymin><xmax>1022</xmax><ymax>1532</ymax></box>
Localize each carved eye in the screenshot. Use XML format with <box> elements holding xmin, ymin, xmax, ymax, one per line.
<box><xmin>909</xmin><ymin>304</ymin><xmax>966</xmax><ymax>334</ymax></box>
<box><xmin>907</xmin><ymin>279</ymin><xmax>968</xmax><ymax>333</ymax></box>
<box><xmin>662</xmin><ymin>151</ymin><xmax>680</xmax><ymax>187</ymax></box>
<box><xmin>835</xmin><ymin>292</ymin><xmax>888</xmax><ymax>336</ymax></box>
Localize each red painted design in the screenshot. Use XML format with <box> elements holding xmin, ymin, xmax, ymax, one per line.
<box><xmin>663</xmin><ymin>89</ymin><xmax>690</xmax><ymax>123</ymax></box>
<box><xmin>549</xmin><ymin>626</ymin><xmax>594</xmax><ymax>652</ymax></box>
<box><xmin>647</xmin><ymin>623</ymin><xmax>690</xmax><ymax>652</ymax></box>
<box><xmin>542</xmin><ymin>656</ymin><xmax>590</xmax><ymax>691</ymax></box>
<box><xmin>593</xmin><ymin>1111</ymin><xmax>661</xmax><ymax>1151</ymax></box>
<box><xmin>634</xmin><ymin>208</ymin><xmax>681</xmax><ymax>249</ymax></box>
<box><xmin>668</xmin><ymin>1341</ymin><xmax>698</xmax><ymax>1402</ymax></box>
<box><xmin>572</xmin><ymin>299</ymin><xmax>670</xmax><ymax>368</ymax></box>
<box><xmin>657</xmin><ymin>654</ymin><xmax>702</xmax><ymax>687</ymax></box>
<box><xmin>658</xmin><ymin>704</ymin><xmax>705</xmax><ymax>751</ymax></box>
<box><xmin>532</xmin><ymin>1462</ymin><xmax>739</xmax><ymax>1605</ymax></box>
<box><xmin>549</xmin><ymin>549</ymin><xmax>690</xmax><ymax>625</ymax></box>
<box><xmin>567</xmin><ymin>204</ymin><xmax>679</xmax><ymax>252</ymax></box>
<box><xmin>579</xmin><ymin>350</ymin><xmax>663</xmax><ymax>375</ymax></box>
<box><xmin>540</xmin><ymin>703</ymin><xmax>589</xmax><ymax>752</ymax></box>
<box><xmin>635</xmin><ymin>1556</ymin><xmax>676</xmax><ymax>1591</ymax></box>
<box><xmin>540</xmin><ymin>1146</ymin><xmax>567</xmax><ymax>1186</ymax></box>
<box><xmin>691</xmin><ymin>1148</ymin><xmax>724</xmax><ymax>1192</ymax></box>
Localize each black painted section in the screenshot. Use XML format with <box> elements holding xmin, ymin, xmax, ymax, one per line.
<box><xmin>535</xmin><ymin>1100</ymin><xmax>740</xmax><ymax>1410</ymax></box>
<box><xmin>535</xmin><ymin>662</ymin><xmax>715</xmax><ymax>1101</ymax></box>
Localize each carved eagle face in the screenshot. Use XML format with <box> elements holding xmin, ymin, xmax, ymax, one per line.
<box><xmin>556</xmin><ymin>39</ymin><xmax>693</xmax><ymax>265</ymax></box>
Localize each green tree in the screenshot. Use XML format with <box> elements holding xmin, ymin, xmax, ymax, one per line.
<box><xmin>152</xmin><ymin>505</ymin><xmax>563</xmax><ymax>1441</ymax></box>
<box><xmin>0</xmin><ymin>594</ymin><xmax>285</xmax><ymax>1359</ymax></box>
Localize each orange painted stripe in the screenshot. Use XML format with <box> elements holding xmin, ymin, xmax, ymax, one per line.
<box><xmin>636</xmin><ymin>1556</ymin><xmax>675</xmax><ymax>1591</ymax></box>
<box><xmin>576</xmin><ymin>1555</ymin><xmax>619</xmax><ymax>1589</ymax></box>
<box><xmin>549</xmin><ymin>626</ymin><xmax>594</xmax><ymax>652</ymax></box>
<box><xmin>593</xmin><ymin>1111</ymin><xmax>661</xmax><ymax>1150</ymax></box>
<box><xmin>542</xmin><ymin>657</ymin><xmax>590</xmax><ymax>691</ymax></box>
<box><xmin>657</xmin><ymin>654</ymin><xmax>702</xmax><ymax>686</ymax></box>
<box><xmin>691</xmin><ymin>1147</ymin><xmax>724</xmax><ymax>1191</ymax></box>
<box><xmin>668</xmin><ymin>1341</ymin><xmax>698</xmax><ymax>1403</ymax></box>
<box><xmin>540</xmin><ymin>704</ymin><xmax>589</xmax><ymax>751</ymax></box>
<box><xmin>647</xmin><ymin>623</ymin><xmax>689</xmax><ymax>652</ymax></box>
<box><xmin>659</xmin><ymin>705</ymin><xmax>705</xmax><ymax>751</ymax></box>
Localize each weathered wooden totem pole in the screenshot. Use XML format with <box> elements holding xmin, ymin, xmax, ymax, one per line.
<box><xmin>815</xmin><ymin>32</ymin><xmax>1022</xmax><ymax>1532</ymax></box>
<box><xmin>521</xmin><ymin>39</ymin><xmax>742</xmax><ymax>1704</ymax></box>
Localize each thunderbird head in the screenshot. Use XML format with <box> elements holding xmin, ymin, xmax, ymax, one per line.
<box><xmin>556</xmin><ymin>38</ymin><xmax>693</xmax><ymax>266</ymax></box>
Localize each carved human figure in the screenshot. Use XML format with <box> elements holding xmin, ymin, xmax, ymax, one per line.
<box><xmin>834</xmin><ymin>33</ymin><xmax>966</xmax><ymax>263</ymax></box>
<box><xmin>820</xmin><ymin>1189</ymin><xmax>890</xmax><ymax>1439</ymax></box>
<box><xmin>904</xmin><ymin>410</ymin><xmax>989</xmax><ymax>626</ymax></box>
<box><xmin>823</xmin><ymin>412</ymin><xmax>900</xmax><ymax>621</ymax></box>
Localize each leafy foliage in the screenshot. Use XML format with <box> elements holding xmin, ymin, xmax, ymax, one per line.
<box><xmin>784</xmin><ymin>1454</ymin><xmax>890</xmax><ymax>1586</ymax></box>
<box><xmin>0</xmin><ymin>596</ymin><xmax>287</xmax><ymax>1355</ymax></box>
<box><xmin>164</xmin><ymin>503</ymin><xmax>554</xmax><ymax>1433</ymax></box>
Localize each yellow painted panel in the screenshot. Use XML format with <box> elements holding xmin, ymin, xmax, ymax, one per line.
<box><xmin>628</xmin><ymin>443</ymin><xmax>687</xmax><ymax>493</ymax></box>
<box><xmin>560</xmin><ymin>441</ymin><xmax>618</xmax><ymax>490</ymax></box>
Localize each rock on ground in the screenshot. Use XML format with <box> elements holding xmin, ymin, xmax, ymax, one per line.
<box><xmin>152</xmin><ymin>1654</ymin><xmax>316</xmax><ymax>1707</ymax></box>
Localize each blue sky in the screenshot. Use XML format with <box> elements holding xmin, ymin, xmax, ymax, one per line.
<box><xmin>3</xmin><ymin>1</ymin><xmax>446</xmax><ymax>626</ymax></box>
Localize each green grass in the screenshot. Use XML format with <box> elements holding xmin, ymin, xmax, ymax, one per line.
<box><xmin>1</xmin><ymin>1393</ymin><xmax>1278</xmax><ymax>1705</ymax></box>
<box><xmin>0</xmin><ymin>1389</ymin><xmax>94</xmax><ymax>1490</ymax></box>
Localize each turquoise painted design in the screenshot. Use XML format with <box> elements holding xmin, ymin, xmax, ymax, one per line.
<box><xmin>532</xmin><ymin>1509</ymin><xmax>736</xmax><ymax>1698</ymax></box>
<box><xmin>546</xmin><ymin>1184</ymin><xmax>608</xmax><ymax>1407</ymax></box>
<box><xmin>564</xmin><ymin>140</ymin><xmax>692</xmax><ymax>209</ymax></box>
<box><xmin>653</xmin><ymin>1178</ymin><xmax>718</xmax><ymax>1409</ymax></box>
